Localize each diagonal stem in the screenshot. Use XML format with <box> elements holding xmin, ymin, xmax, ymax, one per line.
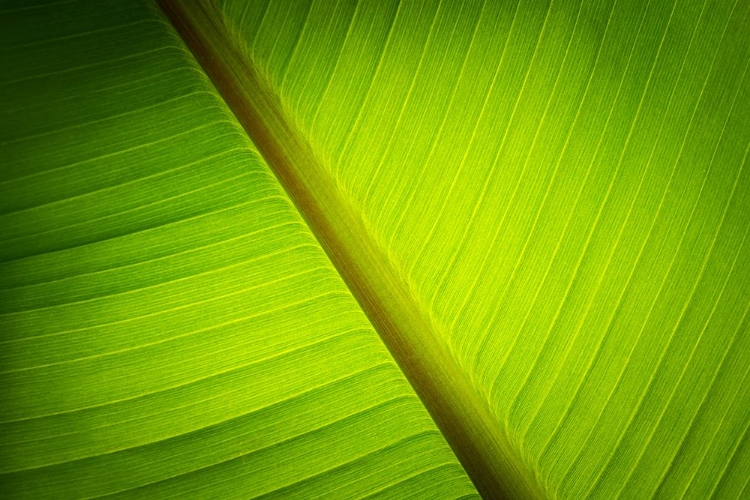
<box><xmin>158</xmin><ymin>1</ymin><xmax>548</xmax><ymax>497</ymax></box>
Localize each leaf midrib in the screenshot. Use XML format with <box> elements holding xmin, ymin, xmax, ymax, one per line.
<box><xmin>158</xmin><ymin>0</ymin><xmax>549</xmax><ymax>498</ymax></box>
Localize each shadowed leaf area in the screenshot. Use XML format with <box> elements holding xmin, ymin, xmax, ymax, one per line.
<box><xmin>1</xmin><ymin>0</ymin><xmax>748</xmax><ymax>499</ymax></box>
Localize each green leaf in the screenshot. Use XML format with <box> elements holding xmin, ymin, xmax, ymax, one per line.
<box><xmin>2</xmin><ymin>0</ymin><xmax>749</xmax><ymax>498</ymax></box>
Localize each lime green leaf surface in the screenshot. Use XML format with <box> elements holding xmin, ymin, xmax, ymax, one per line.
<box><xmin>3</xmin><ymin>0</ymin><xmax>750</xmax><ymax>498</ymax></box>
<box><xmin>211</xmin><ymin>0</ymin><xmax>750</xmax><ymax>498</ymax></box>
<box><xmin>0</xmin><ymin>1</ymin><xmax>477</xmax><ymax>498</ymax></box>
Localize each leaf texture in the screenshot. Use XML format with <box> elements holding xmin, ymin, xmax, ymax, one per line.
<box><xmin>0</xmin><ymin>1</ymin><xmax>477</xmax><ymax>498</ymax></box>
<box><xmin>212</xmin><ymin>0</ymin><xmax>750</xmax><ymax>498</ymax></box>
